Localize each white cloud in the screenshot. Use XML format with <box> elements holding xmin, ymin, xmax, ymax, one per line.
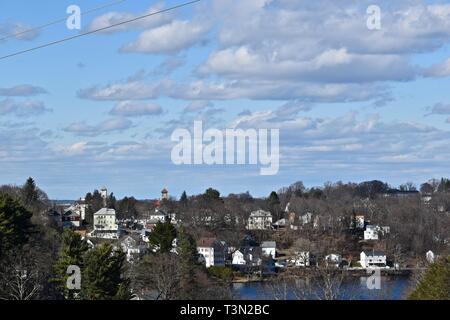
<box><xmin>110</xmin><ymin>101</ymin><xmax>163</xmax><ymax>117</ymax></box>
<box><xmin>0</xmin><ymin>85</ymin><xmax>47</xmax><ymax>97</ymax></box>
<box><xmin>78</xmin><ymin>79</ymin><xmax>170</xmax><ymax>101</ymax></box>
<box><xmin>87</xmin><ymin>3</ymin><xmax>173</xmax><ymax>33</ymax></box>
<box><xmin>121</xmin><ymin>20</ymin><xmax>208</xmax><ymax>54</ymax></box>
<box><xmin>0</xmin><ymin>99</ymin><xmax>52</xmax><ymax>117</ymax></box>
<box><xmin>63</xmin><ymin>118</ymin><xmax>133</xmax><ymax>137</ymax></box>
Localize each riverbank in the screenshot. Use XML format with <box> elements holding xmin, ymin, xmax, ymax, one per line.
<box><xmin>231</xmin><ymin>267</ymin><xmax>416</xmax><ymax>283</ymax></box>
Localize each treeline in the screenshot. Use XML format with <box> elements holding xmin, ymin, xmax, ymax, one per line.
<box><xmin>0</xmin><ymin>178</ymin><xmax>231</xmax><ymax>300</ymax></box>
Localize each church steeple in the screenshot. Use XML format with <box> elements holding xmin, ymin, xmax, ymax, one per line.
<box><xmin>161</xmin><ymin>187</ymin><xmax>169</xmax><ymax>201</ymax></box>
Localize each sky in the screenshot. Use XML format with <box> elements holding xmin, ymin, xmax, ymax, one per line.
<box><xmin>1</xmin><ymin>0</ymin><xmax>450</xmax><ymax>200</ymax></box>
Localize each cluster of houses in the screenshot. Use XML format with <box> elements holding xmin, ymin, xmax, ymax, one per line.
<box><xmin>195</xmin><ymin>236</ymin><xmax>278</xmax><ymax>274</ymax></box>
<box><xmin>246</xmin><ymin>209</ymin><xmax>318</xmax><ymax>231</ymax></box>
<box><xmin>47</xmin><ymin>187</ymin><xmax>442</xmax><ymax>274</ymax></box>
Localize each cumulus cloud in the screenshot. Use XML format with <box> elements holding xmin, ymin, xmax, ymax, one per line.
<box><xmin>0</xmin><ymin>85</ymin><xmax>47</xmax><ymax>97</ymax></box>
<box><xmin>87</xmin><ymin>3</ymin><xmax>173</xmax><ymax>33</ymax></box>
<box><xmin>77</xmin><ymin>79</ymin><xmax>170</xmax><ymax>101</ymax></box>
<box><xmin>63</xmin><ymin>118</ymin><xmax>133</xmax><ymax>137</ymax></box>
<box><xmin>121</xmin><ymin>20</ymin><xmax>208</xmax><ymax>54</ymax></box>
<box><xmin>0</xmin><ymin>99</ymin><xmax>52</xmax><ymax>117</ymax></box>
<box><xmin>109</xmin><ymin>101</ymin><xmax>163</xmax><ymax>117</ymax></box>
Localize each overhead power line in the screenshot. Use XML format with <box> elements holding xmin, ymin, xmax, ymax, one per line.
<box><xmin>0</xmin><ymin>0</ymin><xmax>128</xmax><ymax>42</ymax></box>
<box><xmin>0</xmin><ymin>0</ymin><xmax>202</xmax><ymax>61</ymax></box>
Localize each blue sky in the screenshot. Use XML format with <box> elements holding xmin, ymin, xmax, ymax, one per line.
<box><xmin>1</xmin><ymin>0</ymin><xmax>450</xmax><ymax>200</ymax></box>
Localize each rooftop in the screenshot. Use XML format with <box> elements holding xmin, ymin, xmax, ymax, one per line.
<box><xmin>363</xmin><ymin>250</ymin><xmax>386</xmax><ymax>257</ymax></box>
<box><xmin>197</xmin><ymin>237</ymin><xmax>218</xmax><ymax>248</ymax></box>
<box><xmin>94</xmin><ymin>208</ymin><xmax>116</xmax><ymax>215</ymax></box>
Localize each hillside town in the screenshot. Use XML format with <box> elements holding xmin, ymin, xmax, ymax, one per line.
<box><xmin>1</xmin><ymin>178</ymin><xmax>449</xmax><ymax>300</ymax></box>
<box><xmin>48</xmin><ymin>180</ymin><xmax>449</xmax><ymax>279</ymax></box>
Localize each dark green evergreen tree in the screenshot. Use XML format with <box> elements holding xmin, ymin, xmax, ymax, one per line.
<box><xmin>81</xmin><ymin>244</ymin><xmax>132</xmax><ymax>300</ymax></box>
<box><xmin>22</xmin><ymin>177</ymin><xmax>38</xmax><ymax>207</ymax></box>
<box><xmin>52</xmin><ymin>229</ymin><xmax>89</xmax><ymax>299</ymax></box>
<box><xmin>409</xmin><ymin>256</ymin><xmax>450</xmax><ymax>300</ymax></box>
<box><xmin>149</xmin><ymin>222</ymin><xmax>177</xmax><ymax>253</ymax></box>
<box><xmin>177</xmin><ymin>227</ymin><xmax>199</xmax><ymax>299</ymax></box>
<box><xmin>0</xmin><ymin>194</ymin><xmax>34</xmax><ymax>256</ymax></box>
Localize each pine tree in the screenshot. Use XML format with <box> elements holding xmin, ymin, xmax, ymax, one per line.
<box><xmin>52</xmin><ymin>230</ymin><xmax>89</xmax><ymax>299</ymax></box>
<box><xmin>149</xmin><ymin>222</ymin><xmax>177</xmax><ymax>253</ymax></box>
<box><xmin>180</xmin><ymin>191</ymin><xmax>188</xmax><ymax>204</ymax></box>
<box><xmin>81</xmin><ymin>244</ymin><xmax>132</xmax><ymax>300</ymax></box>
<box><xmin>0</xmin><ymin>194</ymin><xmax>34</xmax><ymax>256</ymax></box>
<box><xmin>176</xmin><ymin>227</ymin><xmax>199</xmax><ymax>300</ymax></box>
<box><xmin>204</xmin><ymin>188</ymin><xmax>221</xmax><ymax>201</ymax></box>
<box><xmin>22</xmin><ymin>177</ymin><xmax>38</xmax><ymax>207</ymax></box>
<box><xmin>409</xmin><ymin>256</ymin><xmax>450</xmax><ymax>300</ymax></box>
<box><xmin>268</xmin><ymin>191</ymin><xmax>281</xmax><ymax>219</ymax></box>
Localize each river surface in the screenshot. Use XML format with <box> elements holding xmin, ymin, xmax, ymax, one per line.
<box><xmin>232</xmin><ymin>276</ymin><xmax>413</xmax><ymax>300</ymax></box>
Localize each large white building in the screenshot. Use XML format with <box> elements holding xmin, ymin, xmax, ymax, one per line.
<box><xmin>90</xmin><ymin>208</ymin><xmax>119</xmax><ymax>239</ymax></box>
<box><xmin>197</xmin><ymin>238</ymin><xmax>226</xmax><ymax>268</ymax></box>
<box><xmin>360</xmin><ymin>250</ymin><xmax>387</xmax><ymax>268</ymax></box>
<box><xmin>247</xmin><ymin>210</ymin><xmax>273</xmax><ymax>230</ymax></box>
<box><xmin>364</xmin><ymin>225</ymin><xmax>379</xmax><ymax>240</ymax></box>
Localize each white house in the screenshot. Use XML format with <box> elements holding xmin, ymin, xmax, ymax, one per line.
<box><xmin>197</xmin><ymin>238</ymin><xmax>226</xmax><ymax>268</ymax></box>
<box><xmin>290</xmin><ymin>251</ymin><xmax>311</xmax><ymax>267</ymax></box>
<box><xmin>360</xmin><ymin>250</ymin><xmax>387</xmax><ymax>268</ymax></box>
<box><xmin>261</xmin><ymin>241</ymin><xmax>276</xmax><ymax>258</ymax></box>
<box><xmin>90</xmin><ymin>208</ymin><xmax>119</xmax><ymax>239</ymax></box>
<box><xmin>247</xmin><ymin>210</ymin><xmax>273</xmax><ymax>230</ymax></box>
<box><xmin>364</xmin><ymin>225</ymin><xmax>379</xmax><ymax>240</ymax></box>
<box><xmin>232</xmin><ymin>247</ymin><xmax>263</xmax><ymax>267</ymax></box>
<box><xmin>119</xmin><ymin>236</ymin><xmax>145</xmax><ymax>263</ymax></box>
<box><xmin>325</xmin><ymin>254</ymin><xmax>342</xmax><ymax>268</ymax></box>
<box><xmin>232</xmin><ymin>250</ymin><xmax>246</xmax><ymax>265</ymax></box>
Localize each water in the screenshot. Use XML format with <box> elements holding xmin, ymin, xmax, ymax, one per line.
<box><xmin>232</xmin><ymin>276</ymin><xmax>413</xmax><ymax>300</ymax></box>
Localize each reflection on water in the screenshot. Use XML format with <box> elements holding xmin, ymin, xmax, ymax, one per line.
<box><xmin>232</xmin><ymin>276</ymin><xmax>413</xmax><ymax>300</ymax></box>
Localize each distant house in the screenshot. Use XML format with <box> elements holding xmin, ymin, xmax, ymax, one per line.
<box><xmin>232</xmin><ymin>250</ymin><xmax>246</xmax><ymax>265</ymax></box>
<box><xmin>272</xmin><ymin>218</ymin><xmax>286</xmax><ymax>229</ymax></box>
<box><xmin>360</xmin><ymin>250</ymin><xmax>387</xmax><ymax>268</ymax></box>
<box><xmin>247</xmin><ymin>210</ymin><xmax>273</xmax><ymax>230</ymax></box>
<box><xmin>62</xmin><ymin>208</ymin><xmax>82</xmax><ymax>228</ymax></box>
<box><xmin>364</xmin><ymin>225</ymin><xmax>379</xmax><ymax>240</ymax></box>
<box><xmin>325</xmin><ymin>254</ymin><xmax>342</xmax><ymax>268</ymax></box>
<box><xmin>89</xmin><ymin>208</ymin><xmax>119</xmax><ymax>239</ymax></box>
<box><xmin>197</xmin><ymin>238</ymin><xmax>227</xmax><ymax>268</ymax></box>
<box><xmin>232</xmin><ymin>247</ymin><xmax>263</xmax><ymax>267</ymax></box>
<box><xmin>119</xmin><ymin>236</ymin><xmax>146</xmax><ymax>263</ymax></box>
<box><xmin>380</xmin><ymin>226</ymin><xmax>390</xmax><ymax>235</ymax></box>
<box><xmin>261</xmin><ymin>241</ymin><xmax>276</xmax><ymax>258</ymax></box>
<box><xmin>290</xmin><ymin>251</ymin><xmax>312</xmax><ymax>267</ymax></box>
